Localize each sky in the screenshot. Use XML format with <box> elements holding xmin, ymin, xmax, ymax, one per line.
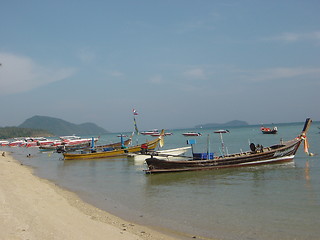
<box><xmin>0</xmin><ymin>0</ymin><xmax>319</xmax><ymax>132</ymax></box>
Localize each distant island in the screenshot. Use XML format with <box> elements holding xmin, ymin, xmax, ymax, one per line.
<box><xmin>0</xmin><ymin>115</ymin><xmax>109</xmax><ymax>138</ymax></box>
<box><xmin>194</xmin><ymin>120</ymin><xmax>249</xmax><ymax>129</ymax></box>
<box><xmin>18</xmin><ymin>115</ymin><xmax>109</xmax><ymax>136</ymax></box>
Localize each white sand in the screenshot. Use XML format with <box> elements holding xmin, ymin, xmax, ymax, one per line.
<box><xmin>0</xmin><ymin>151</ymin><xmax>190</xmax><ymax>240</ymax></box>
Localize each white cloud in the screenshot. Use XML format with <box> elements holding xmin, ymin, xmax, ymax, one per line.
<box><xmin>149</xmin><ymin>75</ymin><xmax>164</xmax><ymax>84</ymax></box>
<box><xmin>183</xmin><ymin>68</ymin><xmax>207</xmax><ymax>79</ymax></box>
<box><xmin>265</xmin><ymin>31</ymin><xmax>320</xmax><ymax>43</ymax></box>
<box><xmin>244</xmin><ymin>67</ymin><xmax>320</xmax><ymax>82</ymax></box>
<box><xmin>78</xmin><ymin>48</ymin><xmax>96</xmax><ymax>63</ymax></box>
<box><xmin>109</xmin><ymin>70</ymin><xmax>124</xmax><ymax>77</ymax></box>
<box><xmin>0</xmin><ymin>53</ymin><xmax>75</xmax><ymax>96</ymax></box>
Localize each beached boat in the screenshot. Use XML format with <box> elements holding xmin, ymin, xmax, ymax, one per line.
<box><xmin>145</xmin><ymin>119</ymin><xmax>312</xmax><ymax>173</ymax></box>
<box><xmin>63</xmin><ymin>130</ymin><xmax>164</xmax><ymax>160</ymax></box>
<box><xmin>261</xmin><ymin>126</ymin><xmax>278</xmax><ymax>134</ymax></box>
<box><xmin>60</xmin><ymin>135</ymin><xmax>99</xmax><ymax>145</ymax></box>
<box><xmin>8</xmin><ymin>139</ymin><xmax>25</xmax><ymax>147</ymax></box>
<box><xmin>182</xmin><ymin>132</ymin><xmax>202</xmax><ymax>136</ymax></box>
<box><xmin>0</xmin><ymin>140</ymin><xmax>9</xmax><ymax>146</ymax></box>
<box><xmin>127</xmin><ymin>146</ymin><xmax>191</xmax><ymax>162</ymax></box>
<box><xmin>40</xmin><ymin>137</ymin><xmax>132</xmax><ymax>153</ymax></box>
<box><xmin>24</xmin><ymin>137</ymin><xmax>57</xmax><ymax>148</ymax></box>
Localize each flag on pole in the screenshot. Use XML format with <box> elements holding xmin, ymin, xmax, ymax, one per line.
<box><xmin>133</xmin><ymin>109</ymin><xmax>138</xmax><ymax>115</ymax></box>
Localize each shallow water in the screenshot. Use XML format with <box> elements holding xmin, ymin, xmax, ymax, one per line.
<box><xmin>6</xmin><ymin>121</ymin><xmax>320</xmax><ymax>240</ymax></box>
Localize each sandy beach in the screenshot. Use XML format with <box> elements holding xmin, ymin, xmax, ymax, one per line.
<box><xmin>0</xmin><ymin>151</ymin><xmax>192</xmax><ymax>240</ymax></box>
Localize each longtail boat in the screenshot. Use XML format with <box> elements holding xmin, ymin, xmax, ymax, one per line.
<box><xmin>145</xmin><ymin>119</ymin><xmax>312</xmax><ymax>173</ymax></box>
<box><xmin>261</xmin><ymin>126</ymin><xmax>278</xmax><ymax>134</ymax></box>
<box><xmin>63</xmin><ymin>130</ymin><xmax>164</xmax><ymax>160</ymax></box>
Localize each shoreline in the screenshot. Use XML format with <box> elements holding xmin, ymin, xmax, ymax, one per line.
<box><xmin>0</xmin><ymin>151</ymin><xmax>204</xmax><ymax>240</ymax></box>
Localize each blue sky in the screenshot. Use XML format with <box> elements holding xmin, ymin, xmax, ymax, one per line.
<box><xmin>0</xmin><ymin>0</ymin><xmax>319</xmax><ymax>132</ymax></box>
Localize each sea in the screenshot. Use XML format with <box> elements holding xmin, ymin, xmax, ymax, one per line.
<box><xmin>3</xmin><ymin>121</ymin><xmax>320</xmax><ymax>240</ymax></box>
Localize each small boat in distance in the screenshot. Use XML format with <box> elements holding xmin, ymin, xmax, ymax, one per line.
<box><xmin>145</xmin><ymin>118</ymin><xmax>312</xmax><ymax>173</ymax></box>
<box><xmin>151</xmin><ymin>132</ymin><xmax>173</xmax><ymax>137</ymax></box>
<box><xmin>140</xmin><ymin>129</ymin><xmax>160</xmax><ymax>135</ymax></box>
<box><xmin>0</xmin><ymin>140</ymin><xmax>9</xmax><ymax>146</ymax></box>
<box><xmin>261</xmin><ymin>126</ymin><xmax>278</xmax><ymax>134</ymax></box>
<box><xmin>117</xmin><ymin>134</ymin><xmax>128</xmax><ymax>138</ymax></box>
<box><xmin>214</xmin><ymin>130</ymin><xmax>230</xmax><ymax>134</ymax></box>
<box><xmin>182</xmin><ymin>132</ymin><xmax>202</xmax><ymax>137</ymax></box>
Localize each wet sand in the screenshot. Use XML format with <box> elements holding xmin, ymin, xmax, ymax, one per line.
<box><xmin>0</xmin><ymin>151</ymin><xmax>195</xmax><ymax>240</ymax></box>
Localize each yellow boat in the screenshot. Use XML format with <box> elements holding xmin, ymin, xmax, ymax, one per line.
<box><xmin>63</xmin><ymin>130</ymin><xmax>164</xmax><ymax>160</ymax></box>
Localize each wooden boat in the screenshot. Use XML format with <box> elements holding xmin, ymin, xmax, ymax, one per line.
<box><xmin>182</xmin><ymin>132</ymin><xmax>202</xmax><ymax>136</ymax></box>
<box><xmin>92</xmin><ymin>137</ymin><xmax>132</xmax><ymax>150</ymax></box>
<box><xmin>261</xmin><ymin>126</ymin><xmax>278</xmax><ymax>134</ymax></box>
<box><xmin>63</xmin><ymin>130</ymin><xmax>164</xmax><ymax>160</ymax></box>
<box><xmin>145</xmin><ymin>119</ymin><xmax>312</xmax><ymax>173</ymax></box>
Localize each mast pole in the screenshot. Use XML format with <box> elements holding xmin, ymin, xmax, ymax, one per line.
<box><xmin>207</xmin><ymin>134</ymin><xmax>210</xmax><ymax>160</ymax></box>
<box><xmin>220</xmin><ymin>132</ymin><xmax>225</xmax><ymax>156</ymax></box>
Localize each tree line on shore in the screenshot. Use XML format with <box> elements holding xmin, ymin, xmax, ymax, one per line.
<box><xmin>0</xmin><ymin>127</ymin><xmax>52</xmax><ymax>139</ymax></box>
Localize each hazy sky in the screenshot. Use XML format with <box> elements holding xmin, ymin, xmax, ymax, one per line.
<box><xmin>0</xmin><ymin>0</ymin><xmax>319</xmax><ymax>132</ymax></box>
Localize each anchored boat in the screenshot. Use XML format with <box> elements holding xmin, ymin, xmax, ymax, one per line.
<box><xmin>63</xmin><ymin>130</ymin><xmax>164</xmax><ymax>160</ymax></box>
<box><xmin>145</xmin><ymin>119</ymin><xmax>312</xmax><ymax>173</ymax></box>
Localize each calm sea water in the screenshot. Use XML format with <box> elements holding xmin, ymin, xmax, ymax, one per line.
<box><xmin>5</xmin><ymin>121</ymin><xmax>320</xmax><ymax>240</ymax></box>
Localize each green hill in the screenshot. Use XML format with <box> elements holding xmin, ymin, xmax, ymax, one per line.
<box><xmin>19</xmin><ymin>115</ymin><xmax>109</xmax><ymax>136</ymax></box>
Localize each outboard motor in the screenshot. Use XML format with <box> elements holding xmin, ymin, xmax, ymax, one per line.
<box><xmin>250</xmin><ymin>143</ymin><xmax>256</xmax><ymax>152</ymax></box>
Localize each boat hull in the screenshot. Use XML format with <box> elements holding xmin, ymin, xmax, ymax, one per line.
<box><xmin>262</xmin><ymin>130</ymin><xmax>278</xmax><ymax>134</ymax></box>
<box><xmin>63</xmin><ymin>136</ymin><xmax>161</xmax><ymax>160</ymax></box>
<box><xmin>146</xmin><ymin>118</ymin><xmax>312</xmax><ymax>173</ymax></box>
<box><xmin>182</xmin><ymin>133</ymin><xmax>202</xmax><ymax>136</ymax></box>
<box><xmin>145</xmin><ymin>138</ymin><xmax>303</xmax><ymax>173</ymax></box>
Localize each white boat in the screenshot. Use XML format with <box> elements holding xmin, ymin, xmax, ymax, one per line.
<box><xmin>127</xmin><ymin>146</ymin><xmax>191</xmax><ymax>163</ymax></box>
<box><xmin>214</xmin><ymin>129</ymin><xmax>230</xmax><ymax>134</ymax></box>
<box><xmin>140</xmin><ymin>129</ymin><xmax>159</xmax><ymax>135</ymax></box>
<box><xmin>0</xmin><ymin>140</ymin><xmax>9</xmax><ymax>146</ymax></box>
<box><xmin>156</xmin><ymin>146</ymin><xmax>191</xmax><ymax>155</ymax></box>
<box><xmin>182</xmin><ymin>132</ymin><xmax>202</xmax><ymax>136</ymax></box>
<box><xmin>60</xmin><ymin>135</ymin><xmax>99</xmax><ymax>145</ymax></box>
<box><xmin>151</xmin><ymin>132</ymin><xmax>173</xmax><ymax>136</ymax></box>
<box><xmin>8</xmin><ymin>139</ymin><xmax>25</xmax><ymax>147</ymax></box>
